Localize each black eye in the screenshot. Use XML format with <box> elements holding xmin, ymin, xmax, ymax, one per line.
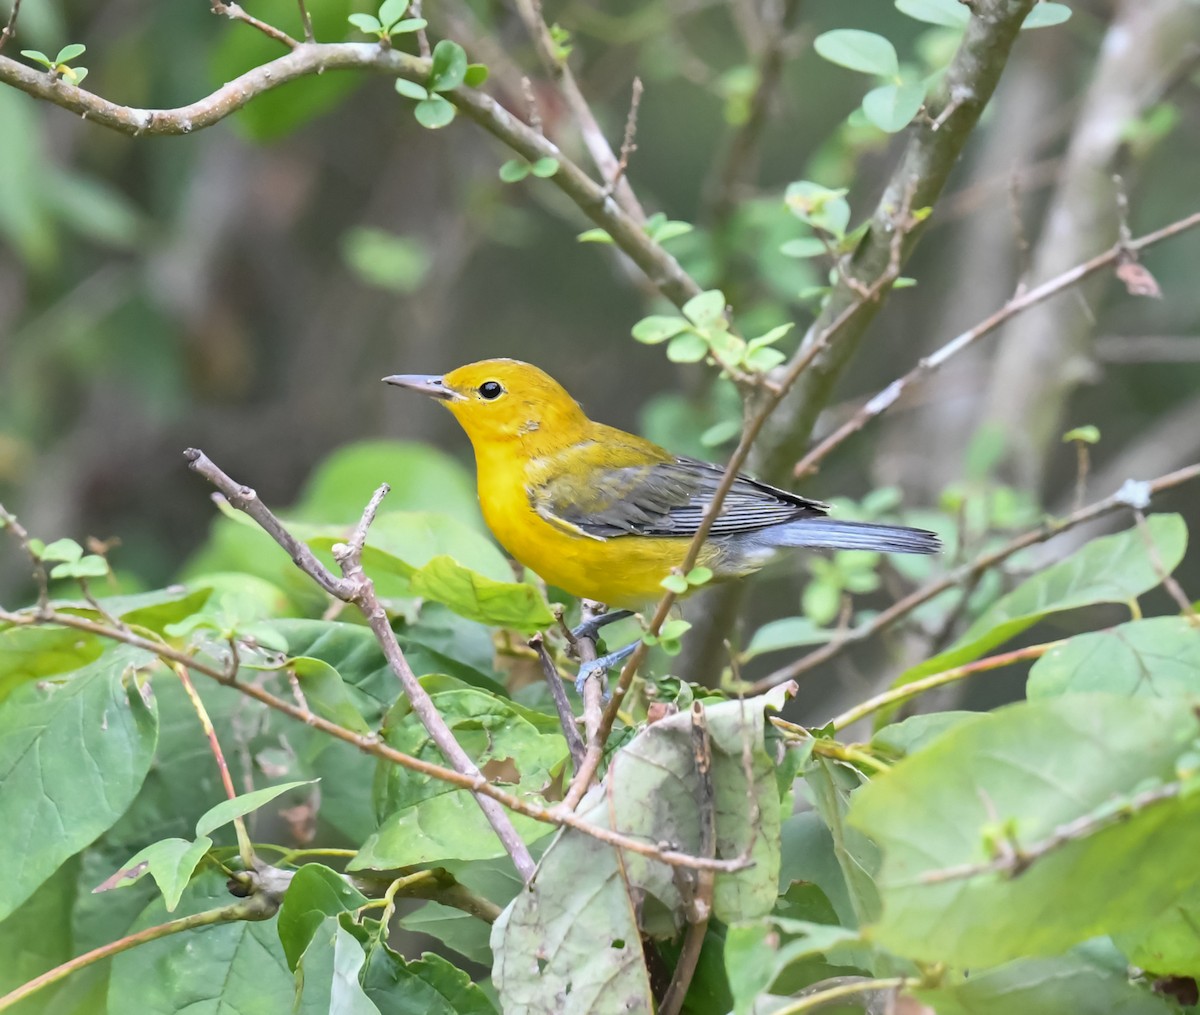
<box><xmin>478</xmin><ymin>381</ymin><xmax>503</xmax><ymax>400</ymax></box>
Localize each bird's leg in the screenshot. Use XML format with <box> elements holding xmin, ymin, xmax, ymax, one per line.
<box><xmin>570</xmin><ymin>608</ymin><xmax>634</xmax><ymax>642</ymax></box>
<box><xmin>574</xmin><ymin>640</ymin><xmax>638</xmax><ymax>696</ymax></box>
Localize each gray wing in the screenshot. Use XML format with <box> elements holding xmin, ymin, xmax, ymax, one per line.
<box><xmin>531</xmin><ymin>456</ymin><xmax>828</xmax><ymax>540</ymax></box>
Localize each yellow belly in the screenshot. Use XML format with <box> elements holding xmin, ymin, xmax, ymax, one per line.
<box><xmin>475</xmin><ymin>455</ymin><xmax>720</xmax><ymax>608</ymax></box>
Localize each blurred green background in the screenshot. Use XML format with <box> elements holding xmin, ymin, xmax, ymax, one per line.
<box><xmin>2</xmin><ymin>0</ymin><xmax>1198</xmax><ymax>684</ymax></box>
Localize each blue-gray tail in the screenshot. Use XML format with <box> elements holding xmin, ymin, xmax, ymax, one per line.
<box><xmin>755</xmin><ymin>518</ymin><xmax>941</xmax><ymax>555</ymax></box>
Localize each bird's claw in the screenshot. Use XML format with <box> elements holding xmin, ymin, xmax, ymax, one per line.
<box><xmin>573</xmin><ymin>641</ymin><xmax>638</xmax><ymax>697</ymax></box>
<box><xmin>571</xmin><ymin>609</ymin><xmax>634</xmax><ymax>643</ymax></box>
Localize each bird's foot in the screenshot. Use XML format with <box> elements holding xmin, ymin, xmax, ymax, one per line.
<box><xmin>574</xmin><ymin>641</ymin><xmax>638</xmax><ymax>697</ymax></box>
<box><xmin>570</xmin><ymin>609</ymin><xmax>634</xmax><ymax>643</ymax></box>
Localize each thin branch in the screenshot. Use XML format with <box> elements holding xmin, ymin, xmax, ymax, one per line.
<box><xmin>791</xmin><ymin>210</ymin><xmax>1200</xmax><ymax>479</ymax></box>
<box><xmin>185</xmin><ymin>451</ymin><xmax>536</xmax><ymax>880</ymax></box>
<box><xmin>0</xmin><ymin>0</ymin><xmax>20</xmax><ymax>53</ymax></box>
<box><xmin>0</xmin><ymin>895</ymin><xmax>276</xmax><ymax>1013</ymax></box>
<box><xmin>754</xmin><ymin>462</ymin><xmax>1200</xmax><ymax>691</ymax></box>
<box><xmin>531</xmin><ymin>632</ymin><xmax>585</xmax><ymax>770</ymax></box>
<box><xmin>295</xmin><ymin>0</ymin><xmax>314</xmax><ymax>43</ymax></box>
<box><xmin>512</xmin><ymin>0</ymin><xmax>645</xmax><ymax>222</ymax></box>
<box><xmin>604</xmin><ymin>76</ymin><xmax>643</xmax><ymax>196</ymax></box>
<box><xmin>210</xmin><ymin>1</ymin><xmax>299</xmax><ymax>49</ymax></box>
<box><xmin>773</xmin><ymin>976</ymin><xmax>917</xmax><ymax>1015</ymax></box>
<box><xmin>1132</xmin><ymin>509</ymin><xmax>1195</xmax><ymax>617</ymax></box>
<box><xmin>916</xmin><ymin>779</ymin><xmax>1184</xmax><ymax>886</ymax></box>
<box><xmin>0</xmin><ymin>502</ymin><xmax>48</xmax><ymax>609</ymax></box>
<box><xmin>827</xmin><ymin>640</ymin><xmax>1062</xmax><ymax>733</ymax></box>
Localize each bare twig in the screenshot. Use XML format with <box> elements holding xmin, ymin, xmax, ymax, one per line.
<box><xmin>1132</xmin><ymin>509</ymin><xmax>1195</xmax><ymax>617</ymax></box>
<box><xmin>512</xmin><ymin>0</ymin><xmax>645</xmax><ymax>222</ymax></box>
<box><xmin>774</xmin><ymin>976</ymin><xmax>917</xmax><ymax>1015</ymax></box>
<box><xmin>916</xmin><ymin>779</ymin><xmax>1184</xmax><ymax>885</ymax></box>
<box><xmin>659</xmin><ymin>701</ymin><xmax>716</xmax><ymax>1015</ymax></box>
<box><xmin>0</xmin><ymin>0</ymin><xmax>20</xmax><ymax>53</ymax></box>
<box><xmin>295</xmin><ymin>0</ymin><xmax>314</xmax><ymax>43</ymax></box>
<box><xmin>791</xmin><ymin>210</ymin><xmax>1200</xmax><ymax>480</ymax></box>
<box><xmin>531</xmin><ymin>632</ymin><xmax>585</xmax><ymax>769</ymax></box>
<box><xmin>184</xmin><ymin>449</ymin><xmax>536</xmax><ymax>880</ymax></box>
<box><xmin>604</xmin><ymin>77</ymin><xmax>643</xmax><ymax>196</ymax></box>
<box><xmin>827</xmin><ymin>640</ymin><xmax>1063</xmax><ymax>732</ymax></box>
<box><xmin>210</xmin><ymin>1</ymin><xmax>299</xmax><ymax>49</ymax></box>
<box><xmin>0</xmin><ymin>502</ymin><xmax>49</xmax><ymax>609</ymax></box>
<box><xmin>755</xmin><ymin>462</ymin><xmax>1200</xmax><ymax>690</ymax></box>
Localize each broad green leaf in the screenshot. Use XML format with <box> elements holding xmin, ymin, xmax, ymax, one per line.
<box><xmin>354</xmin><ymin>686</ymin><xmax>566</xmax><ymax>869</ymax></box>
<box><xmin>463</xmin><ymin>63</ymin><xmax>488</xmax><ymax>86</ymax></box>
<box><xmin>54</xmin><ymin>43</ymin><xmax>86</xmax><ymax>64</ymax></box>
<box><xmin>682</xmin><ymin>289</ymin><xmax>726</xmax><ymax>327</ymax></box>
<box><xmin>414</xmin><ymin>96</ymin><xmax>456</xmax><ymax>129</ymax></box>
<box><xmin>803</xmin><ymin>757</ymin><xmax>880</xmax><ymax>926</ymax></box>
<box><xmin>1115</xmin><ymin>878</ymin><xmax>1200</xmax><ymax>977</ymax></box>
<box><xmin>294</xmin><ymin>919</ymin><xmax>380</xmax><ymax>1015</ymax></box>
<box><xmin>491</xmin><ymin>688</ymin><xmax>789</xmax><ymax>1013</ymax></box>
<box><xmin>0</xmin><ymin>624</ymin><xmax>104</xmax><ymax>701</ymax></box>
<box><xmin>862</xmin><ymin>80</ymin><xmax>925</xmax><ymax>132</ymax></box>
<box><xmin>361</xmin><ymin>943</ymin><xmax>498</xmax><ymax>1014</ymax></box>
<box><xmin>408</xmin><ymin>555</ymin><xmax>554</xmax><ymax>632</ymax></box>
<box><xmin>915</xmin><ymin>948</ymin><xmax>1174</xmax><ymax>1014</ymax></box>
<box><xmin>108</xmin><ymin>872</ymin><xmax>295</xmax><ymax>1012</ymax></box>
<box><xmin>498</xmin><ymin>159</ymin><xmax>530</xmax><ymax>183</ymax></box>
<box><xmin>742</xmin><ymin>616</ymin><xmax>833</xmax><ymax>661</ymax></box>
<box><xmin>631</xmin><ymin>315</ymin><xmax>690</xmax><ymax>344</ymax></box>
<box><xmin>389</xmin><ymin>17</ymin><xmax>427</xmax><ymax>34</ymax></box>
<box><xmin>871</xmin><ymin>710</ymin><xmax>979</xmax><ymax>758</ymax></box>
<box><xmin>195</xmin><ymin>779</ymin><xmax>316</xmax><ymax>838</ymax></box>
<box><xmin>666</xmin><ymin>331</ymin><xmax>709</xmax><ymax>363</ymax></box>
<box><xmin>724</xmin><ymin>919</ymin><xmax>861</xmax><ymax>1015</ymax></box>
<box><xmin>290</xmin><ymin>656</ymin><xmax>372</xmax><ymax>734</ymax></box>
<box><xmin>377</xmin><ymin>0</ymin><xmax>408</xmax><ymax>29</ymax></box>
<box><xmin>0</xmin><ymin>857</ymin><xmax>77</xmax><ymax>1015</ymax></box>
<box><xmin>1028</xmin><ymin>617</ymin><xmax>1200</xmax><ymax>701</ymax></box>
<box><xmin>780</xmin><ymin>236</ymin><xmax>827</xmax><ymax>258</ymax></box>
<box><xmin>0</xmin><ymin>649</ymin><xmax>157</xmax><ymax>921</ymax></box>
<box><xmin>530</xmin><ymin>157</ymin><xmax>559</xmax><ymax>178</ymax></box>
<box><xmin>49</xmin><ymin>554</ymin><xmax>108</xmax><ymax>579</ymax></box>
<box><xmin>850</xmin><ymin>694</ymin><xmax>1200</xmax><ymax>967</ymax></box>
<box><xmin>895</xmin><ymin>0</ymin><xmax>970</xmax><ymax>27</ymax></box>
<box><xmin>784</xmin><ymin>181</ymin><xmax>851</xmax><ymax>237</ymax></box>
<box><xmin>348</xmin><ymin>13</ymin><xmax>383</xmax><ymax>33</ymax></box>
<box><xmin>278</xmin><ymin>864</ymin><xmax>370</xmax><ymax>971</ymax></box>
<box><xmin>896</xmin><ymin>513</ymin><xmax>1187</xmax><ymax>685</ymax></box>
<box><xmin>428</xmin><ymin>40</ymin><xmax>467</xmax><ymax>92</ymax></box>
<box><xmin>40</xmin><ymin>537</ymin><xmax>83</xmax><ymax>562</ymax></box>
<box><xmin>813</xmin><ymin>29</ymin><xmax>899</xmax><ymax>78</ymax></box>
<box><xmin>105</xmin><ymin>836</ymin><xmax>213</xmax><ymax>912</ymax></box>
<box><xmin>1022</xmin><ymin>2</ymin><xmax>1072</xmax><ymax>29</ymax></box>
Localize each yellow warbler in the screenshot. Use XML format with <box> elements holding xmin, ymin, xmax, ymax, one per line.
<box><xmin>384</xmin><ymin>359</ymin><xmax>938</xmax><ymax>616</ymax></box>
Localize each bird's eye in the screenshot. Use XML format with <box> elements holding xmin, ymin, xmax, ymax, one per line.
<box><xmin>478</xmin><ymin>381</ymin><xmax>503</xmax><ymax>400</ymax></box>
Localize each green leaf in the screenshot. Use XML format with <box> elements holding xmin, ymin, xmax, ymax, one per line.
<box><xmin>850</xmin><ymin>694</ymin><xmax>1200</xmax><ymax>967</ymax></box>
<box><xmin>408</xmin><ymin>554</ymin><xmax>554</xmax><ymax>632</ymax></box>
<box><xmin>361</xmin><ymin>944</ymin><xmax>498</xmax><ymax>1014</ymax></box>
<box><xmin>1028</xmin><ymin>617</ymin><xmax>1200</xmax><ymax>701</ymax></box>
<box><xmin>108</xmin><ymin>872</ymin><xmax>297</xmax><ymax>1012</ymax></box>
<box><xmin>658</xmin><ymin>618</ymin><xmax>692</xmax><ymax>641</ymax></box>
<box><xmin>428</xmin><ymin>39</ymin><xmax>467</xmax><ymax>92</ymax></box>
<box><xmin>492</xmin><ymin>688</ymin><xmax>789</xmax><ymax>1013</ymax></box>
<box><xmin>724</xmin><ymin>919</ymin><xmax>861</xmax><ymax>1015</ymax></box>
<box><xmin>895</xmin><ymin>0</ymin><xmax>970</xmax><ymax>27</ymax></box>
<box><xmin>498</xmin><ymin>159</ymin><xmax>530</xmax><ymax>183</ymax></box>
<box><xmin>660</xmin><ymin>574</ymin><xmax>689</xmax><ymax>594</ymax></box>
<box><xmin>0</xmin><ymin>858</ymin><xmax>76</xmax><ymax>1010</ymax></box>
<box><xmin>631</xmin><ymin>315</ymin><xmax>690</xmax><ymax>344</ymax></box>
<box><xmin>463</xmin><ymin>63</ymin><xmax>489</xmax><ymax>86</ymax></box>
<box><xmin>389</xmin><ymin>16</ymin><xmax>428</xmax><ymax>34</ymax></box>
<box><xmin>1115</xmin><ymin>878</ymin><xmax>1200</xmax><ymax>978</ymax></box>
<box><xmin>278</xmin><ymin>864</ymin><xmax>370</xmax><ymax>971</ymax></box>
<box><xmin>106</xmin><ymin>836</ymin><xmax>213</xmax><ymax>912</ymax></box>
<box><xmin>780</xmin><ymin>236</ymin><xmax>827</xmax><ymax>258</ymax></box>
<box><xmin>861</xmin><ymin>80</ymin><xmax>925</xmax><ymax>132</ymax></box>
<box><xmin>576</xmin><ymin>227</ymin><xmax>614</xmax><ymax>243</ymax></box>
<box><xmin>40</xmin><ymin>537</ymin><xmax>83</xmax><ymax>562</ymax></box>
<box><xmin>414</xmin><ymin>96</ymin><xmax>456</xmax><ymax>129</ymax></box>
<box><xmin>195</xmin><ymin>779</ymin><xmax>317</xmax><ymax>838</ymax></box>
<box><xmin>813</xmin><ymin>29</ymin><xmax>899</xmax><ymax>78</ymax></box>
<box><xmin>741</xmin><ymin>617</ymin><xmax>833</xmax><ymax>661</ymax></box>
<box><xmin>895</xmin><ymin>513</ymin><xmax>1188</xmax><ymax>686</ymax></box>
<box><xmin>785</xmin><ymin>181</ymin><xmax>851</xmax><ymax>237</ymax></box>
<box><xmin>1063</xmin><ymin>424</ymin><xmax>1100</xmax><ymax>444</ymax></box>
<box><xmin>377</xmin><ymin>0</ymin><xmax>409</xmax><ymax>30</ymax></box>
<box><xmin>53</xmin><ymin>43</ymin><xmax>85</xmax><ymax>64</ymax></box>
<box><xmin>290</xmin><ymin>657</ymin><xmax>373</xmax><ymax>734</ymax></box>
<box><xmin>0</xmin><ymin>625</ymin><xmax>105</xmax><ymax>702</ymax></box>
<box><xmin>393</xmin><ymin>77</ymin><xmax>428</xmax><ymax>101</ymax></box>
<box><xmin>294</xmin><ymin>918</ymin><xmax>380</xmax><ymax>1014</ymax></box>
<box><xmin>20</xmin><ymin>50</ymin><xmax>52</xmax><ymax>68</ymax></box>
<box><xmin>529</xmin><ymin>157</ymin><xmax>559</xmax><ymax>178</ymax></box>
<box><xmin>648</xmin><ymin>220</ymin><xmax>693</xmax><ymax>243</ymax></box>
<box><xmin>666</xmin><ymin>332</ymin><xmax>709</xmax><ymax>363</ymax></box>
<box><xmin>1022</xmin><ymin>2</ymin><xmax>1072</xmax><ymax>29</ymax></box>
<box><xmin>0</xmin><ymin>649</ymin><xmax>158</xmax><ymax>921</ymax></box>
<box><xmin>49</xmin><ymin>554</ymin><xmax>108</xmax><ymax>579</ymax></box>
<box><xmin>686</xmin><ymin>566</ymin><xmax>713</xmax><ymax>585</ymax></box>
<box><xmin>745</xmin><ymin>346</ymin><xmax>786</xmax><ymax>372</ymax></box>
<box><xmin>682</xmin><ymin>289</ymin><xmax>727</xmax><ymax>327</ymax></box>
<box><xmin>348</xmin><ymin>12</ymin><xmax>383</xmax><ymax>33</ymax></box>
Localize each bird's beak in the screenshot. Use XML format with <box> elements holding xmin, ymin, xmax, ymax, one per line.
<box><xmin>382</xmin><ymin>373</ymin><xmax>464</xmax><ymax>402</ymax></box>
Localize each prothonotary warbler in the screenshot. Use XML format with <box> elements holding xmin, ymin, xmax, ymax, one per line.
<box><xmin>385</xmin><ymin>359</ymin><xmax>939</xmax><ymax>675</ymax></box>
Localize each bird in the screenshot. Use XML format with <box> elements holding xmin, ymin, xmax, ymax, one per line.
<box><xmin>385</xmin><ymin>358</ymin><xmax>939</xmax><ymax>679</ymax></box>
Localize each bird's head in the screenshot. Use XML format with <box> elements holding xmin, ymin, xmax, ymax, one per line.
<box><xmin>384</xmin><ymin>358</ymin><xmax>588</xmax><ymax>446</ymax></box>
